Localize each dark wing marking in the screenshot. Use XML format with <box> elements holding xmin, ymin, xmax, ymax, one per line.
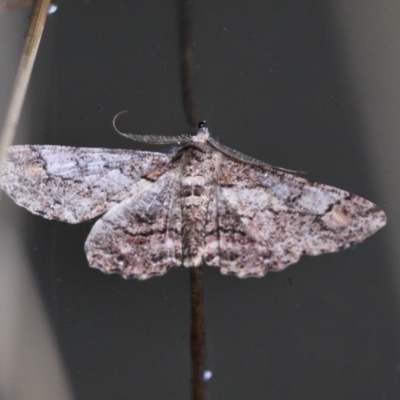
<box><xmin>85</xmin><ymin>170</ymin><xmax>182</xmax><ymax>279</ymax></box>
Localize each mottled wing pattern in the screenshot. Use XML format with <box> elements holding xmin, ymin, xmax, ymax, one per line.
<box><xmin>1</xmin><ymin>145</ymin><xmax>170</xmax><ymax>223</ymax></box>
<box><xmin>205</xmin><ymin>156</ymin><xmax>386</xmax><ymax>278</ymax></box>
<box><xmin>204</xmin><ymin>182</ymin><xmax>276</xmax><ymax>277</ymax></box>
<box><xmin>85</xmin><ymin>170</ymin><xmax>182</xmax><ymax>279</ymax></box>
<box><xmin>203</xmin><ymin>184</ymin><xmax>221</xmax><ymax>266</ymax></box>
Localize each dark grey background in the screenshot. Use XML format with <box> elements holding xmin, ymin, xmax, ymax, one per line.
<box><xmin>1</xmin><ymin>1</ymin><xmax>398</xmax><ymax>399</ymax></box>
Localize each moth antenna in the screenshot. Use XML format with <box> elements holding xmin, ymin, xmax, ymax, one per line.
<box><xmin>112</xmin><ymin>110</ymin><xmax>130</xmax><ymax>136</ymax></box>
<box><xmin>112</xmin><ymin>110</ymin><xmax>192</xmax><ymax>144</ymax></box>
<box><xmin>207</xmin><ymin>136</ymin><xmax>307</xmax><ymax>174</ymax></box>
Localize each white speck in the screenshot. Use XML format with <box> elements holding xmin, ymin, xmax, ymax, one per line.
<box><xmin>203</xmin><ymin>370</ymin><xmax>212</xmax><ymax>381</ymax></box>
<box><xmin>48</xmin><ymin>4</ymin><xmax>58</xmax><ymax>14</ymax></box>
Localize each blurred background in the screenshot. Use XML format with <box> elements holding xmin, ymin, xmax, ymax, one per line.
<box><xmin>0</xmin><ymin>1</ymin><xmax>399</xmax><ymax>399</ymax></box>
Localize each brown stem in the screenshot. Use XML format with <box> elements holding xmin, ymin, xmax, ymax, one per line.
<box><xmin>178</xmin><ymin>0</ymin><xmax>199</xmax><ymax>126</ymax></box>
<box><xmin>190</xmin><ymin>266</ymin><xmax>207</xmax><ymax>400</ymax></box>
<box><xmin>178</xmin><ymin>2</ymin><xmax>207</xmax><ymax>398</ymax></box>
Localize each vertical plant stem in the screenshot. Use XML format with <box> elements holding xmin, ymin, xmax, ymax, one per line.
<box><xmin>178</xmin><ymin>0</ymin><xmax>199</xmax><ymax>126</ymax></box>
<box><xmin>178</xmin><ymin>1</ymin><xmax>207</xmax><ymax>398</ymax></box>
<box><xmin>190</xmin><ymin>266</ymin><xmax>206</xmax><ymax>400</ymax></box>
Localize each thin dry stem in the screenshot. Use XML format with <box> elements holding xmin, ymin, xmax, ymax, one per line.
<box><xmin>0</xmin><ymin>0</ymin><xmax>51</xmax><ymax>176</ymax></box>
<box><xmin>190</xmin><ymin>266</ymin><xmax>207</xmax><ymax>400</ymax></box>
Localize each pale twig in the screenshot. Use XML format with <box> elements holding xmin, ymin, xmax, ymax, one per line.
<box><xmin>0</xmin><ymin>0</ymin><xmax>52</xmax><ymax>174</ymax></box>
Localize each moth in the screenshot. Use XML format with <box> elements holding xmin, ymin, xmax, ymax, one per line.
<box><xmin>0</xmin><ymin>119</ymin><xmax>387</xmax><ymax>279</ymax></box>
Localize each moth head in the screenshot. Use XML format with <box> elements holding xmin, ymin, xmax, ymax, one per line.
<box><xmin>193</xmin><ymin>121</ymin><xmax>210</xmax><ymax>143</ymax></box>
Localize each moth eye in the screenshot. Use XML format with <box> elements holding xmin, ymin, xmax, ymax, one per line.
<box><xmin>197</xmin><ymin>121</ymin><xmax>208</xmax><ymax>129</ymax></box>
